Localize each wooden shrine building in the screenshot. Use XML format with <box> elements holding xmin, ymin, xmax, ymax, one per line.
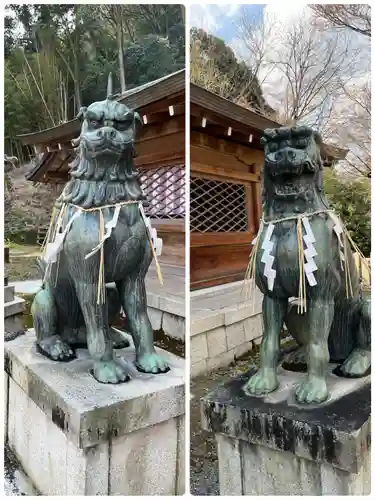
<box><xmin>18</xmin><ymin>70</ymin><xmax>186</xmax><ymax>269</ymax></box>
<box><xmin>190</xmin><ymin>83</ymin><xmax>348</xmax><ymax>290</ymax></box>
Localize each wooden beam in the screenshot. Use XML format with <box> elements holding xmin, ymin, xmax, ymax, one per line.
<box><xmin>190</xmin><ymin>86</ymin><xmax>280</xmax><ymax>133</ymax></box>
<box><xmin>191</xmin><ymin>131</ymin><xmax>264</xmax><ymax>165</ymax></box>
<box><xmin>191</xmin><ymin>232</ymin><xmax>253</xmax><ymax>247</ymax></box>
<box><xmin>136</xmin><ymin>130</ymin><xmax>185</xmax><ymax>159</ymax></box>
<box><xmin>192</xmin><ymin>162</ymin><xmax>260</xmax><ymax>183</ymax></box>
<box><xmin>190</xmin><ymin>142</ymin><xmax>263</xmax><ymax>178</ymax></box>
<box><xmin>138</xmin><ymin>116</ymin><xmax>185</xmax><ymax>143</ymax></box>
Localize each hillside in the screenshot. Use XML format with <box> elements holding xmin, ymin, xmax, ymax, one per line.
<box><xmin>6</xmin><ymin>162</ymin><xmax>60</xmax><ymax>237</ymax></box>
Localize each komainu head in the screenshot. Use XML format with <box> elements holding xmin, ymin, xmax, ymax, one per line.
<box><xmin>73</xmin><ymin>74</ymin><xmax>142</xmax><ymax>161</ymax></box>
<box><xmin>261</xmin><ymin>126</ymin><xmax>323</xmax><ymax>178</ymax></box>
<box><xmin>260</xmin><ymin>126</ymin><xmax>329</xmax><ymax>205</ymax></box>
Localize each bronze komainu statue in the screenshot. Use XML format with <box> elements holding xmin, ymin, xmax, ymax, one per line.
<box><xmin>31</xmin><ymin>76</ymin><xmax>169</xmax><ymax>383</ymax></box>
<box><xmin>244</xmin><ymin>126</ymin><xmax>370</xmax><ymax>404</ymax></box>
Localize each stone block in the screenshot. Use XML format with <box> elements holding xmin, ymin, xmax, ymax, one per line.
<box><xmin>190</xmin><ymin>311</ymin><xmax>225</xmax><ymax>336</ymax></box>
<box><xmin>4</xmin><ymin>296</ymin><xmax>25</xmax><ymax>318</ymax></box>
<box><xmin>201</xmin><ymin>366</ymin><xmax>371</xmax><ymax>495</ymax></box>
<box><xmin>147</xmin><ymin>306</ymin><xmax>163</xmax><ymax>331</ymax></box>
<box><xmin>225</xmin><ymin>322</ymin><xmax>245</xmax><ymax>350</ymax></box>
<box><xmin>190</xmin><ymin>332</ymin><xmax>208</xmax><ymax>363</ymax></box>
<box><xmin>176</xmin><ymin>414</ymin><xmax>185</xmax><ymax>495</ymax></box>
<box><xmin>191</xmin><ymin>359</ymin><xmax>207</xmax><ymax>378</ymax></box>
<box><xmin>216</xmin><ymin>434</ymin><xmax>242</xmax><ymax>496</ymax></box>
<box><xmin>5</xmin><ymin>329</ymin><xmax>185</xmax><ymax>495</ymax></box>
<box><xmin>233</xmin><ymin>341</ymin><xmax>252</xmax><ymax>359</ymax></box>
<box><xmin>224</xmin><ymin>302</ymin><xmax>254</xmax><ymax>326</ymax></box>
<box><xmin>5</xmin><ymin>314</ymin><xmax>25</xmax><ymax>337</ymax></box>
<box><xmin>110</xmin><ymin>418</ymin><xmax>178</xmax><ymax>495</ymax></box>
<box><xmin>163</xmin><ymin>311</ymin><xmax>186</xmax><ymax>341</ymax></box>
<box><xmin>244</xmin><ymin>314</ymin><xmax>263</xmax><ymax>342</ymax></box>
<box><xmin>253</xmin><ymin>335</ymin><xmax>263</xmax><ymax>346</ymax></box>
<box><xmin>146</xmin><ymin>290</ymin><xmax>160</xmax><ymax>309</ymax></box>
<box><xmin>206</xmin><ymin>327</ymin><xmax>227</xmax><ymax>358</ymax></box>
<box><xmin>159</xmin><ymin>296</ymin><xmax>185</xmax><ymax>317</ymax></box>
<box><xmin>4</xmin><ymin>285</ymin><xmax>15</xmax><ymax>303</ymax></box>
<box><xmin>206</xmin><ymin>350</ymin><xmax>234</xmax><ymax>372</ymax></box>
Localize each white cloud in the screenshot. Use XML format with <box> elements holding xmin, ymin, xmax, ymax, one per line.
<box><xmin>189</xmin><ymin>4</ymin><xmax>240</xmax><ymax>34</ymax></box>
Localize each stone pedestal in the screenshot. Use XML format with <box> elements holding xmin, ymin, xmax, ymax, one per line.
<box><xmin>201</xmin><ymin>367</ymin><xmax>370</xmax><ymax>495</ymax></box>
<box><xmin>5</xmin><ymin>330</ymin><xmax>185</xmax><ymax>495</ymax></box>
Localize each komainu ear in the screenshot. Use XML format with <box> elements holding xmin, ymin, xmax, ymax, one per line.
<box><xmin>76</xmin><ymin>107</ymin><xmax>87</xmax><ymax>121</ymax></box>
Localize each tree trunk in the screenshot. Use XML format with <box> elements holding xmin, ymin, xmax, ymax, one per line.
<box><xmin>116</xmin><ymin>8</ymin><xmax>126</xmax><ymax>93</ymax></box>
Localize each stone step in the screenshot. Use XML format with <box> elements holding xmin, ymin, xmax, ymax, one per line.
<box><xmin>4</xmin><ymin>285</ymin><xmax>15</xmax><ymax>304</ymax></box>
<box><xmin>4</xmin><ymin>296</ymin><xmax>26</xmax><ymax>319</ymax></box>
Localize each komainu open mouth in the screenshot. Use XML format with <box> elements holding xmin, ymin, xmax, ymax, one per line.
<box><xmin>274</xmin><ymin>181</ymin><xmax>302</xmax><ymax>197</ymax></box>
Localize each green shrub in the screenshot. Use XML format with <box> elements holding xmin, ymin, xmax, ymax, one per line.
<box><xmin>324</xmin><ymin>169</ymin><xmax>371</xmax><ymax>257</ymax></box>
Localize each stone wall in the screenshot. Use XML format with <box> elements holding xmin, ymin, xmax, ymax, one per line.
<box><xmin>147</xmin><ymin>292</ymin><xmax>185</xmax><ymax>342</ymax></box>
<box><xmin>191</xmin><ymin>288</ymin><xmax>263</xmax><ymax>377</ymax></box>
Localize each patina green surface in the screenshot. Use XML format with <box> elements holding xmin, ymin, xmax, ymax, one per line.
<box><xmin>31</xmin><ymin>77</ymin><xmax>169</xmax><ymax>383</ymax></box>
<box><xmin>244</xmin><ymin>126</ymin><xmax>371</xmax><ymax>404</ymax></box>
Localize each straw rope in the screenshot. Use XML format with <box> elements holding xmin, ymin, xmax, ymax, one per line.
<box><xmin>243</xmin><ymin>209</ymin><xmax>370</xmax><ymax>312</ymax></box>
<box><xmin>41</xmin><ymin>200</ymin><xmax>164</xmax><ymax>301</ymax></box>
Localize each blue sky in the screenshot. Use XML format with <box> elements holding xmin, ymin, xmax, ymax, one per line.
<box><xmin>190</xmin><ymin>4</ymin><xmax>265</xmax><ymax>48</ymax></box>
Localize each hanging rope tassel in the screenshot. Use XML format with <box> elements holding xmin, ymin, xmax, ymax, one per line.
<box><xmin>243</xmin><ymin>221</ymin><xmax>263</xmax><ymax>314</ymax></box>
<box><xmin>44</xmin><ymin>204</ymin><xmax>66</xmax><ymax>282</ymax></box>
<box><xmin>97</xmin><ymin>209</ymin><xmax>106</xmax><ymax>305</ymax></box>
<box><xmin>147</xmin><ymin>229</ymin><xmax>164</xmax><ymax>286</ymax></box>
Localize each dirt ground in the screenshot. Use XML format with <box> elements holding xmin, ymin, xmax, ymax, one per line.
<box><xmin>190</xmin><ymin>349</ymin><xmax>261</xmax><ymax>495</ymax></box>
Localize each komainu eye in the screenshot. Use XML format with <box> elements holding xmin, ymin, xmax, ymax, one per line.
<box><xmin>90</xmin><ymin>119</ymin><xmax>101</xmax><ymax>128</ymax></box>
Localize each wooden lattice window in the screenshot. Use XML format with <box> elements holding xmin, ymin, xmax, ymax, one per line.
<box><xmin>190</xmin><ymin>176</ymin><xmax>249</xmax><ymax>232</ymax></box>
<box><xmin>140</xmin><ymin>165</ymin><xmax>185</xmax><ymax>220</ymax></box>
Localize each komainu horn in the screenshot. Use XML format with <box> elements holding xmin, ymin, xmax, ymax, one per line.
<box><xmin>31</xmin><ymin>74</ymin><xmax>169</xmax><ymax>384</ymax></box>
<box><xmin>244</xmin><ymin>126</ymin><xmax>370</xmax><ymax>404</ymax></box>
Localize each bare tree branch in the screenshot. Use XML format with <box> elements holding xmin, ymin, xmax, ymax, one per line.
<box><xmin>310</xmin><ymin>4</ymin><xmax>371</xmax><ymax>38</ymax></box>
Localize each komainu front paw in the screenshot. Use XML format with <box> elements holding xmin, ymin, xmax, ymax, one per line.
<box><xmin>295</xmin><ymin>377</ymin><xmax>328</xmax><ymax>404</ymax></box>
<box><xmin>92</xmin><ymin>360</ymin><xmax>131</xmax><ymax>384</ymax></box>
<box><xmin>135</xmin><ymin>352</ymin><xmax>170</xmax><ymax>374</ymax></box>
<box><xmin>243</xmin><ymin>369</ymin><xmax>278</xmax><ymax>395</ymax></box>
<box><xmin>37</xmin><ymin>335</ymin><xmax>76</xmax><ymax>362</ymax></box>
<box><xmin>340</xmin><ymin>348</ymin><xmax>371</xmax><ymax>377</ymax></box>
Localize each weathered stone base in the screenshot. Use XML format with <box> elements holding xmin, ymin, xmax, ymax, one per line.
<box><xmin>215</xmin><ymin>434</ymin><xmax>370</xmax><ymax>495</ymax></box>
<box><xmin>201</xmin><ymin>367</ymin><xmax>370</xmax><ymax>495</ymax></box>
<box><xmin>191</xmin><ymin>281</ymin><xmax>263</xmax><ymax>377</ymax></box>
<box><xmin>5</xmin><ymin>330</ymin><xmax>185</xmax><ymax>495</ymax></box>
